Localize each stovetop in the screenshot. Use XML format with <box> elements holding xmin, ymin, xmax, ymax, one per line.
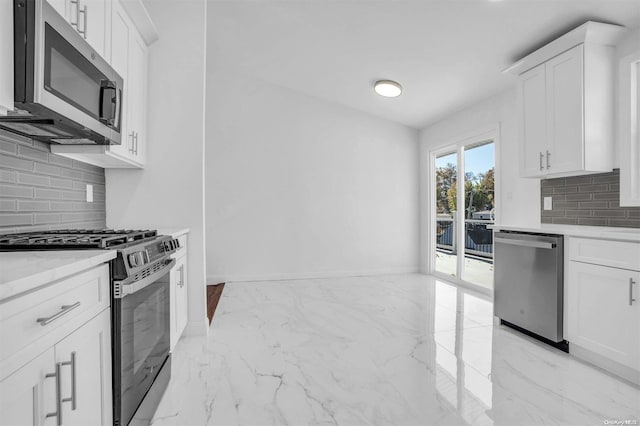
<box><xmin>0</xmin><ymin>229</ymin><xmax>158</xmax><ymax>250</ymax></box>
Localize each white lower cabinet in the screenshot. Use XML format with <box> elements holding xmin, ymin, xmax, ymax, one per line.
<box><xmin>0</xmin><ymin>266</ymin><xmax>112</xmax><ymax>426</ymax></box>
<box><xmin>566</xmin><ymin>237</ymin><xmax>640</xmax><ymax>378</ymax></box>
<box><xmin>170</xmin><ymin>253</ymin><xmax>189</xmax><ymax>351</ymax></box>
<box><xmin>169</xmin><ymin>232</ymin><xmax>189</xmax><ymax>351</ymax></box>
<box><xmin>567</xmin><ymin>262</ymin><xmax>640</xmax><ymax>369</ymax></box>
<box><xmin>0</xmin><ymin>349</ymin><xmax>56</xmax><ymax>426</ymax></box>
<box><xmin>54</xmin><ymin>309</ymin><xmax>112</xmax><ymax>426</ymax></box>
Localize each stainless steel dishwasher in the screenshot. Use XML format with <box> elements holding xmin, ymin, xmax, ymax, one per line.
<box><xmin>494</xmin><ymin>231</ymin><xmax>567</xmax><ymax>350</ymax></box>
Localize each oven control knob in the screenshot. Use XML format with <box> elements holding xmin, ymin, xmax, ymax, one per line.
<box><xmin>128</xmin><ymin>251</ymin><xmax>148</xmax><ymax>268</ymax></box>
<box><xmin>163</xmin><ymin>239</ymin><xmax>180</xmax><ymax>252</ymax></box>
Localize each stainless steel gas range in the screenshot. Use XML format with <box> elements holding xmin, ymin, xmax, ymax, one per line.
<box><xmin>0</xmin><ymin>229</ymin><xmax>180</xmax><ymax>426</ymax></box>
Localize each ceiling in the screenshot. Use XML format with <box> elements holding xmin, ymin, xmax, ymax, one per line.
<box><xmin>207</xmin><ymin>0</ymin><xmax>640</xmax><ymax>129</ymax></box>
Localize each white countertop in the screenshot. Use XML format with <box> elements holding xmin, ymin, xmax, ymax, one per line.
<box><xmin>489</xmin><ymin>224</ymin><xmax>640</xmax><ymax>242</ymax></box>
<box><xmin>0</xmin><ymin>250</ymin><xmax>117</xmax><ymax>302</ymax></box>
<box><xmin>156</xmin><ymin>228</ymin><xmax>189</xmax><ymax>239</ymax></box>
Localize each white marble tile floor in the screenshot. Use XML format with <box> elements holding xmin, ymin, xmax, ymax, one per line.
<box><xmin>151</xmin><ymin>274</ymin><xmax>640</xmax><ymax>426</ymax></box>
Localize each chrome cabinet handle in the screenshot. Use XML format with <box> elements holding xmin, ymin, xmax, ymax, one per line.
<box><xmin>61</xmin><ymin>352</ymin><xmax>77</xmax><ymax>410</ymax></box>
<box><xmin>630</xmin><ymin>278</ymin><xmax>637</xmax><ymax>306</ymax></box>
<box><xmin>539</xmin><ymin>152</ymin><xmax>544</xmax><ymax>170</ymax></box>
<box><xmin>70</xmin><ymin>0</ymin><xmax>79</xmax><ymax>27</ymax></box>
<box><xmin>45</xmin><ymin>363</ymin><xmax>62</xmax><ymax>426</ymax></box>
<box><xmin>178</xmin><ymin>265</ymin><xmax>184</xmax><ymax>287</ymax></box>
<box><xmin>546</xmin><ymin>150</ymin><xmax>551</xmax><ymax>169</ymax></box>
<box><xmin>128</xmin><ymin>131</ymin><xmax>135</xmax><ymax>153</ymax></box>
<box><xmin>36</xmin><ymin>302</ymin><xmax>81</xmax><ymax>326</ymax></box>
<box><xmin>78</xmin><ymin>5</ymin><xmax>87</xmax><ymax>39</ymax></box>
<box><xmin>134</xmin><ymin>132</ymin><xmax>139</xmax><ymax>155</ymax></box>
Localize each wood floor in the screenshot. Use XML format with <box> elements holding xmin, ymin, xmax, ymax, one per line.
<box><xmin>207</xmin><ymin>283</ymin><xmax>225</xmax><ymax>324</ymax></box>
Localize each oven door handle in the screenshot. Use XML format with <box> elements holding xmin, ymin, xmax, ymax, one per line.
<box><xmin>113</xmin><ymin>258</ymin><xmax>176</xmax><ymax>299</ymax></box>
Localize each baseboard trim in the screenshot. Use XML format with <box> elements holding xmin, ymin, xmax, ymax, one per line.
<box><xmin>207</xmin><ymin>267</ymin><xmax>420</xmax><ymax>284</ymax></box>
<box><xmin>184</xmin><ymin>317</ymin><xmax>209</xmax><ymax>336</ymax></box>
<box><xmin>570</xmin><ymin>344</ymin><xmax>640</xmax><ymax>387</ymax></box>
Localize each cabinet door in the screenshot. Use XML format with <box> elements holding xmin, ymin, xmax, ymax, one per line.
<box><xmin>518</xmin><ymin>63</ymin><xmax>547</xmax><ymax>177</ymax></box>
<box><xmin>170</xmin><ymin>254</ymin><xmax>189</xmax><ymax>351</ymax></box>
<box><xmin>619</xmin><ymin>51</ymin><xmax>640</xmax><ymax>207</ymax></box>
<box><xmin>128</xmin><ymin>31</ymin><xmax>148</xmax><ymax>164</ymax></box>
<box><xmin>546</xmin><ymin>45</ymin><xmax>584</xmax><ymax>175</ymax></box>
<box><xmin>81</xmin><ymin>0</ymin><xmax>109</xmax><ymax>59</ymax></box>
<box><xmin>0</xmin><ymin>0</ymin><xmax>13</xmax><ymax>115</ymax></box>
<box><xmin>175</xmin><ymin>254</ymin><xmax>189</xmax><ymax>339</ymax></box>
<box><xmin>0</xmin><ymin>348</ymin><xmax>57</xmax><ymax>426</ymax></box>
<box><xmin>109</xmin><ymin>0</ymin><xmax>133</xmax><ymax>159</ymax></box>
<box><xmin>54</xmin><ymin>309</ymin><xmax>112</xmax><ymax>426</ymax></box>
<box><xmin>567</xmin><ymin>262</ymin><xmax>640</xmax><ymax>370</ymax></box>
<box><xmin>47</xmin><ymin>0</ymin><xmax>69</xmax><ymax>20</ymax></box>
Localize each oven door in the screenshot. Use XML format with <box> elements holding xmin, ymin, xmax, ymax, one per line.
<box><xmin>112</xmin><ymin>258</ymin><xmax>175</xmax><ymax>426</ymax></box>
<box><xmin>12</xmin><ymin>0</ymin><xmax>123</xmax><ymax>144</ymax></box>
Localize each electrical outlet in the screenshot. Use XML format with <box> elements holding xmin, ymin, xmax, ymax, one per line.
<box><xmin>544</xmin><ymin>196</ymin><xmax>552</xmax><ymax>210</ymax></box>
<box><xmin>86</xmin><ymin>184</ymin><xmax>93</xmax><ymax>203</ymax></box>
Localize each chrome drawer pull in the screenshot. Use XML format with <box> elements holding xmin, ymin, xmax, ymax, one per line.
<box><xmin>61</xmin><ymin>352</ymin><xmax>77</xmax><ymax>410</ymax></box>
<box><xmin>630</xmin><ymin>278</ymin><xmax>637</xmax><ymax>306</ymax></box>
<box><xmin>45</xmin><ymin>363</ymin><xmax>62</xmax><ymax>426</ymax></box>
<box><xmin>36</xmin><ymin>302</ymin><xmax>81</xmax><ymax>326</ymax></box>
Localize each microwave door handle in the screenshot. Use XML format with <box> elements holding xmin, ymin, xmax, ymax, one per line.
<box><xmin>116</xmin><ymin>88</ymin><xmax>122</xmax><ymax>130</ymax></box>
<box><xmin>99</xmin><ymin>80</ymin><xmax>117</xmax><ymax>126</ymax></box>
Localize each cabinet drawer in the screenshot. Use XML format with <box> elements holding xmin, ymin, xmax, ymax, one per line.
<box><xmin>568</xmin><ymin>237</ymin><xmax>640</xmax><ymax>271</ymax></box>
<box><xmin>0</xmin><ymin>264</ymin><xmax>110</xmax><ymax>364</ymax></box>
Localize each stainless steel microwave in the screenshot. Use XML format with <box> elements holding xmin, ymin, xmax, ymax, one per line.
<box><xmin>0</xmin><ymin>0</ymin><xmax>123</xmax><ymax>145</ymax></box>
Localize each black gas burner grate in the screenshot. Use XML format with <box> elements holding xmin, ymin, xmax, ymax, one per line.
<box><xmin>0</xmin><ymin>229</ymin><xmax>158</xmax><ymax>250</ymax></box>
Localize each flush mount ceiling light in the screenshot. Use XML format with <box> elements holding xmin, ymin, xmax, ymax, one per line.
<box><xmin>374</xmin><ymin>80</ymin><xmax>402</xmax><ymax>98</ymax></box>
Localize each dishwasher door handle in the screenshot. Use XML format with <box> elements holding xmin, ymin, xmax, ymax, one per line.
<box><xmin>495</xmin><ymin>237</ymin><xmax>556</xmax><ymax>250</ymax></box>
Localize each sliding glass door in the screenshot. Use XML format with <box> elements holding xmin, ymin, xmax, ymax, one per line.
<box><xmin>432</xmin><ymin>138</ymin><xmax>495</xmax><ymax>291</ymax></box>
<box><xmin>434</xmin><ymin>151</ymin><xmax>458</xmax><ymax>278</ymax></box>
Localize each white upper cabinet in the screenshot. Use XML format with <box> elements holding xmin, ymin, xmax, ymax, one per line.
<box><xmin>0</xmin><ymin>0</ymin><xmax>13</xmax><ymax>115</ymax></box>
<box><xmin>125</xmin><ymin>27</ymin><xmax>149</xmax><ymax>165</ymax></box>
<box><xmin>46</xmin><ymin>0</ymin><xmax>111</xmax><ymax>58</ymax></box>
<box><xmin>519</xmin><ymin>63</ymin><xmax>547</xmax><ymax>177</ymax></box>
<box><xmin>545</xmin><ymin>45</ymin><xmax>584</xmax><ymax>175</ymax></box>
<box><xmin>106</xmin><ymin>0</ymin><xmax>149</xmax><ymax>166</ymax></box>
<box><xmin>619</xmin><ymin>50</ymin><xmax>640</xmax><ymax>207</ymax></box>
<box><xmin>510</xmin><ymin>22</ymin><xmax>627</xmax><ymax>178</ymax></box>
<box><xmin>51</xmin><ymin>0</ymin><xmax>157</xmax><ymax>168</ymax></box>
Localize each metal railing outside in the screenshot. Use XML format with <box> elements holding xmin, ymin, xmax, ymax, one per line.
<box><xmin>436</xmin><ymin>217</ymin><xmax>494</xmax><ymax>260</ymax></box>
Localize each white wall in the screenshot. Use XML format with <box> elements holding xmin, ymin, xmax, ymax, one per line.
<box><xmin>106</xmin><ymin>0</ymin><xmax>208</xmax><ymax>334</ymax></box>
<box><xmin>418</xmin><ymin>88</ymin><xmax>541</xmax><ymax>271</ymax></box>
<box><xmin>205</xmin><ymin>70</ymin><xmax>420</xmax><ymax>283</ymax></box>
